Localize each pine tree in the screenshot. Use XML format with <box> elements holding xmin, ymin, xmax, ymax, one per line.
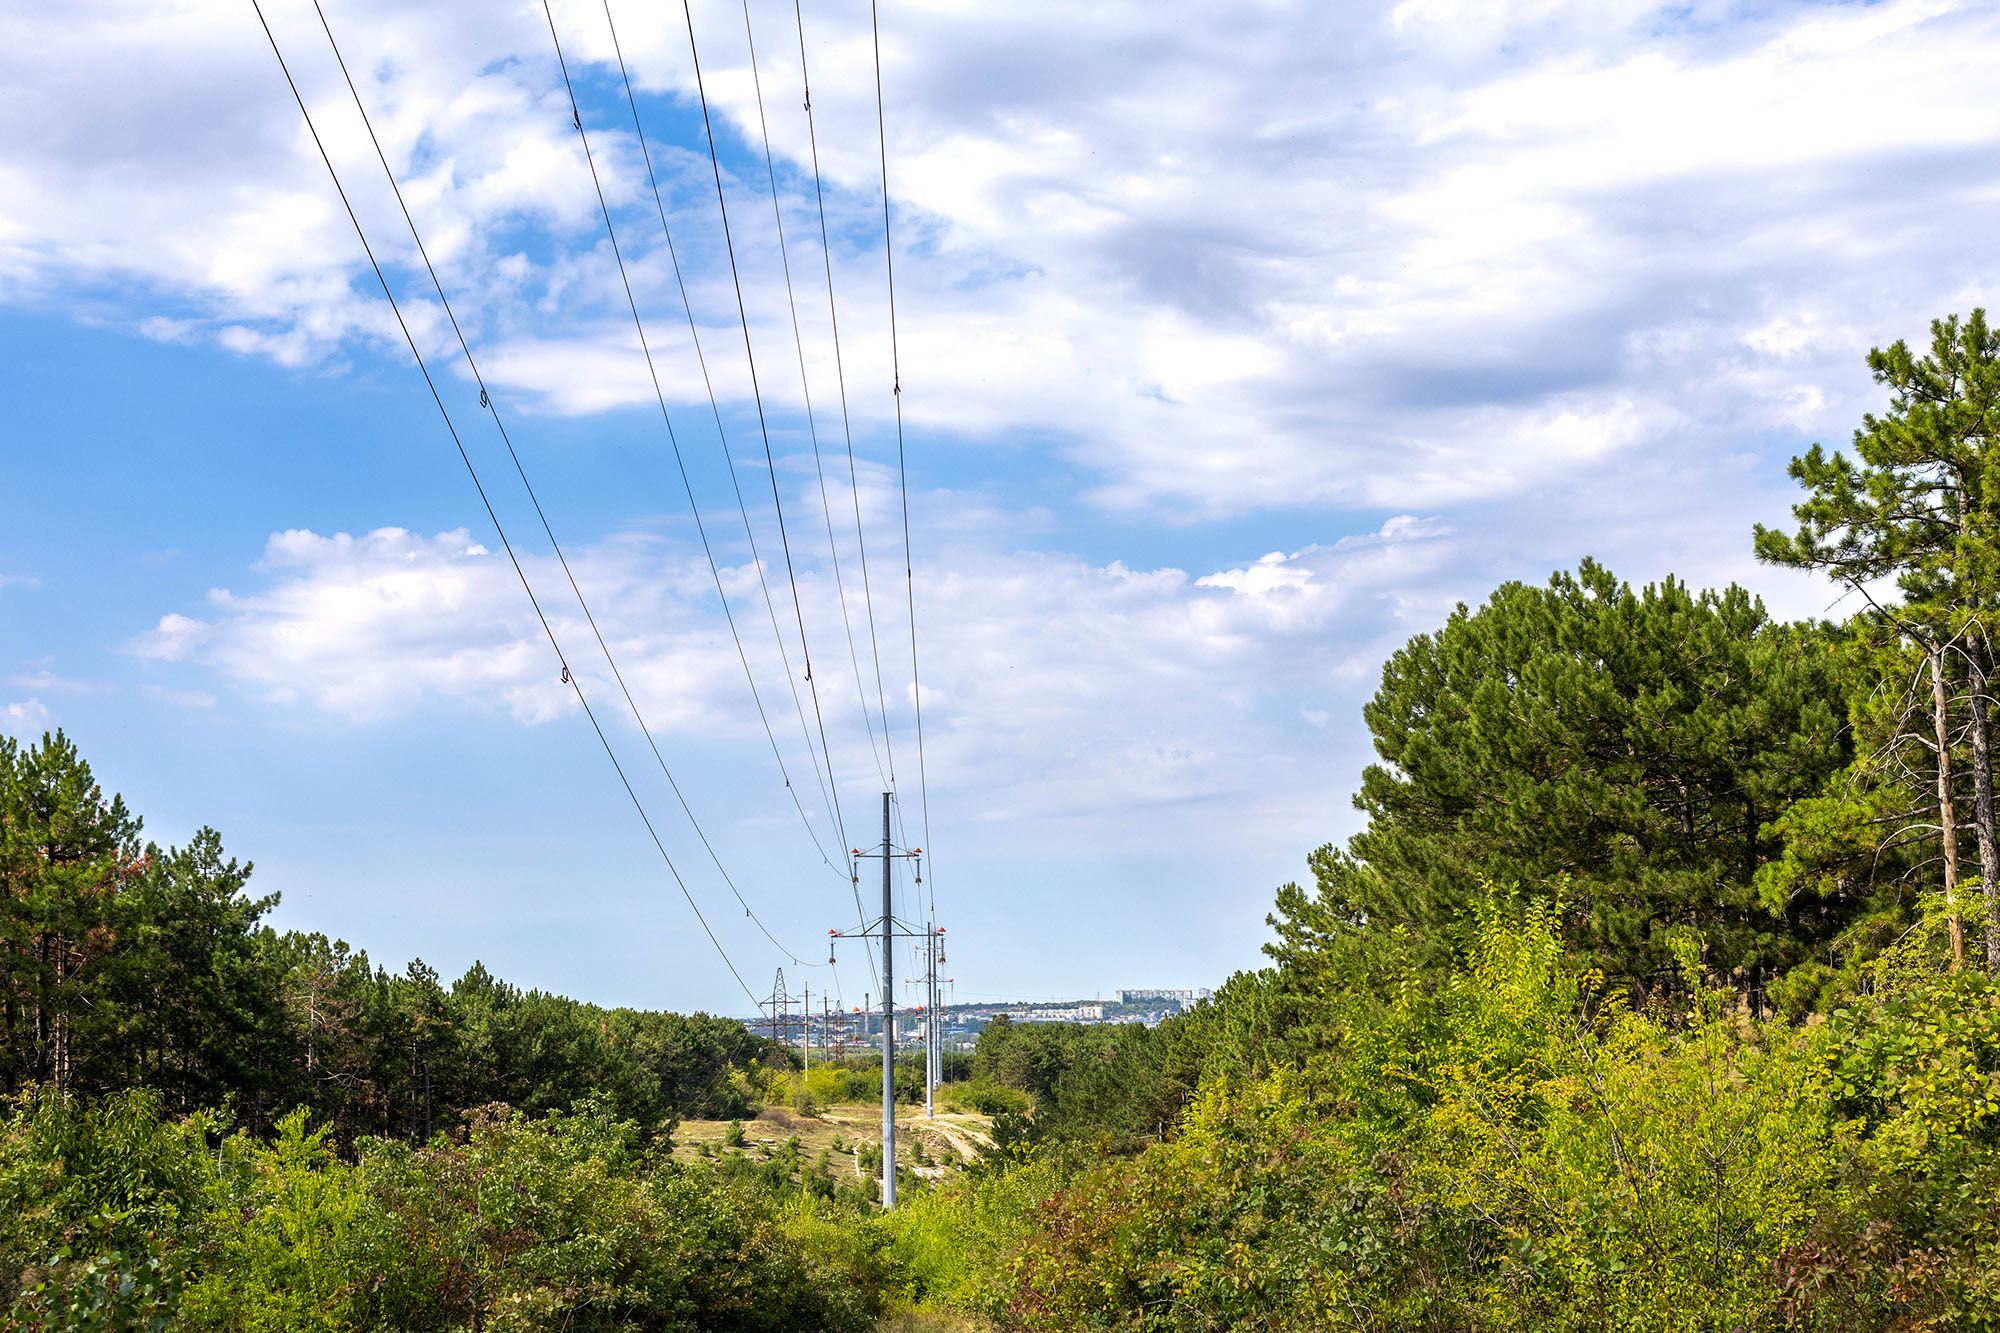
<box><xmin>1756</xmin><ymin>310</ymin><xmax>2000</xmax><ymax>966</ymax></box>
<box><xmin>1270</xmin><ymin>562</ymin><xmax>1850</xmax><ymax>1008</ymax></box>
<box><xmin>0</xmin><ymin>731</ymin><xmax>145</xmax><ymax>1094</ymax></box>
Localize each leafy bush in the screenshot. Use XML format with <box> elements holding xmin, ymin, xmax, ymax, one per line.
<box><xmin>179</xmin><ymin>1109</ymin><xmax>370</xmax><ymax>1333</ymax></box>
<box><xmin>994</xmin><ymin>901</ymin><xmax>1858</xmax><ymax>1331</ymax></box>
<box><xmin>9</xmin><ymin>1242</ymin><xmax>181</xmax><ymax>1333</ymax></box>
<box><xmin>0</xmin><ymin>1088</ymin><xmax>213</xmax><ymax>1305</ymax></box>
<box><xmin>353</xmin><ymin>1099</ymin><xmax>887</xmax><ymax>1333</ymax></box>
<box><xmin>942</xmin><ymin>1079</ymin><xmax>1030</xmax><ymax>1118</ymax></box>
<box><xmin>887</xmin><ymin>1152</ymin><xmax>1067</xmax><ymax>1317</ymax></box>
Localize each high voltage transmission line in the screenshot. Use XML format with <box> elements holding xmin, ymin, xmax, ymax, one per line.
<box><xmin>247</xmin><ymin>0</ymin><xmax>763</xmax><ymax>1006</ymax></box>
<box><xmin>302</xmin><ymin>0</ymin><xmax>824</xmax><ymax>973</ymax></box>
<box><xmin>590</xmin><ymin>0</ymin><xmax>883</xmax><ymax>970</ymax></box>
<box><xmin>672</xmin><ymin>0</ymin><xmax>851</xmax><ymax>860</ymax></box>
<box><xmin>540</xmin><ymin>0</ymin><xmax>853</xmax><ymax>886</ymax></box>
<box><xmin>253</xmin><ymin>0</ymin><xmax>939</xmax><ymax>1043</ymax></box>
<box><xmin>869</xmin><ymin>0</ymin><xmax>937</xmax><ymax>921</ymax></box>
<box><xmin>737</xmin><ymin>0</ymin><xmax>893</xmax><ymax>794</ymax></box>
<box><xmin>583</xmin><ymin>3</ymin><xmax>882</xmax><ymax>1007</ymax></box>
<box><xmin>793</xmin><ymin>0</ymin><xmax>903</xmax><ymax>809</ymax></box>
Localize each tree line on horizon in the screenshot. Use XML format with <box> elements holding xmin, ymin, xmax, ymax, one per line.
<box><xmin>0</xmin><ymin>732</ymin><xmax>772</xmax><ymax>1143</ymax></box>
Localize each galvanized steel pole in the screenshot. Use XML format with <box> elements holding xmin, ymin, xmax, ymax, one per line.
<box><xmin>880</xmin><ymin>791</ymin><xmax>896</xmax><ymax>1208</ymax></box>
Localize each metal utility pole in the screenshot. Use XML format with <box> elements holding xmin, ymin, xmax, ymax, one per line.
<box><xmin>827</xmin><ymin>792</ymin><xmax>924</xmax><ymax>1210</ymax></box>
<box><xmin>935</xmin><ymin>929</ymin><xmax>946</xmax><ymax>1097</ymax></box>
<box><xmin>933</xmin><ymin>928</ymin><xmax>946</xmax><ymax>1102</ymax></box>
<box><xmin>803</xmin><ymin>983</ymin><xmax>810</xmax><ymax>1072</ymax></box>
<box><xmin>879</xmin><ymin>793</ymin><xmax>895</xmax><ymax>1208</ymax></box>
<box><xmin>923</xmin><ymin>928</ymin><xmax>937</xmax><ymax>1118</ymax></box>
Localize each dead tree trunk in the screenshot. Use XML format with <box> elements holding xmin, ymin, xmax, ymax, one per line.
<box><xmin>1933</xmin><ymin>644</ymin><xmax>1966</xmax><ymax>968</ymax></box>
<box><xmin>1966</xmin><ymin>628</ymin><xmax>2000</xmax><ymax>970</ymax></box>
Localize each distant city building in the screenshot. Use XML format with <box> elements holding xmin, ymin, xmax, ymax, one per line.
<box><xmin>1114</xmin><ymin>988</ymin><xmax>1212</xmax><ymax>1004</ymax></box>
<box><xmin>1007</xmin><ymin>1004</ymin><xmax>1106</xmax><ymax>1023</ymax></box>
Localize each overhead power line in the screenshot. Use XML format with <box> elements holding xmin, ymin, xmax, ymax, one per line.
<box><xmin>304</xmin><ymin>0</ymin><xmax>822</xmax><ymax>971</ymax></box>
<box><xmin>791</xmin><ymin>0</ymin><xmax>901</xmax><ymax>801</ymax></box>
<box><xmin>869</xmin><ymin>0</ymin><xmax>936</xmax><ymax>919</ymax></box>
<box><xmin>788</xmin><ymin>2</ymin><xmax>904</xmax><ymax>1000</ymax></box>
<box><xmin>739</xmin><ymin>0</ymin><xmax>892</xmax><ymax>793</ymax></box>
<box><xmin>538</xmin><ymin>0</ymin><xmax>852</xmax><ymax>884</ymax></box>
<box><xmin>249</xmin><ymin>0</ymin><xmax>757</xmax><ymax>1006</ymax></box>
<box><xmin>675</xmin><ymin>0</ymin><xmax>851</xmax><ymax>862</ymax></box>
<box><xmin>591</xmin><ymin>0</ymin><xmax>877</xmax><ymax>993</ymax></box>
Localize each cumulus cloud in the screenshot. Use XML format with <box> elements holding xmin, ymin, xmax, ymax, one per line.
<box><xmin>0</xmin><ymin>700</ymin><xmax>54</xmax><ymax>736</ymax></box>
<box><xmin>128</xmin><ymin>512</ymin><xmax>1453</xmax><ymax>841</ymax></box>
<box><xmin>7</xmin><ymin>0</ymin><xmax>1998</xmax><ymax>526</ymax></box>
<box><xmin>131</xmin><ymin>528</ymin><xmax>580</xmax><ymax>722</ymax></box>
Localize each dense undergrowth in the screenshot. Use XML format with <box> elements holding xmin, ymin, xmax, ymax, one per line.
<box><xmin>10</xmin><ymin>897</ymin><xmax>1998</xmax><ymax>1330</ymax></box>
<box><xmin>0</xmin><ymin>1092</ymin><xmax>895</xmax><ymax>1332</ymax></box>
<box><xmin>888</xmin><ymin>904</ymin><xmax>2000</xmax><ymax>1331</ymax></box>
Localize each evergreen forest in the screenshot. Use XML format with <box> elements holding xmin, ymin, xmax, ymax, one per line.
<box><xmin>12</xmin><ymin>312</ymin><xmax>2000</xmax><ymax>1329</ymax></box>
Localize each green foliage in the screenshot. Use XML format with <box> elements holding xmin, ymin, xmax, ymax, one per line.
<box><xmin>9</xmin><ymin>1241</ymin><xmax>180</xmax><ymax>1333</ymax></box>
<box><xmin>940</xmin><ymin>1078</ymin><xmax>1029</xmax><ymax>1118</ymax></box>
<box><xmin>995</xmin><ymin>901</ymin><xmax>1854</xmax><ymax>1331</ymax></box>
<box><xmin>887</xmin><ymin>1152</ymin><xmax>1068</xmax><ymax>1316</ymax></box>
<box><xmin>1754</xmin><ymin>309</ymin><xmax>2000</xmax><ymax>610</ymax></box>
<box><xmin>0</xmin><ymin>1093</ymin><xmax>898</xmax><ymax>1331</ymax></box>
<box><xmin>970</xmin><ymin>1015</ymin><xmax>1187</xmax><ymax>1153</ymax></box>
<box><xmin>1756</xmin><ymin>310</ymin><xmax>2000</xmax><ymax>971</ymax></box>
<box><xmin>180</xmin><ymin>1109</ymin><xmax>368</xmax><ymax>1333</ymax></box>
<box><xmin>1269</xmin><ymin>562</ymin><xmax>1852</xmax><ymax>1013</ymax></box>
<box><xmin>0</xmin><ymin>1087</ymin><xmax>213</xmax><ymax>1298</ymax></box>
<box><xmin>770</xmin><ymin>1062</ymin><xmax>882</xmax><ymax>1114</ymax></box>
<box><xmin>1823</xmin><ymin>955</ymin><xmax>2000</xmax><ymax>1171</ymax></box>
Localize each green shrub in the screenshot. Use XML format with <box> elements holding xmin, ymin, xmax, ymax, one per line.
<box><xmin>998</xmin><ymin>901</ymin><xmax>1854</xmax><ymax>1331</ymax></box>
<box><xmin>9</xmin><ymin>1241</ymin><xmax>181</xmax><ymax>1333</ymax></box>
<box><xmin>0</xmin><ymin>1087</ymin><xmax>213</xmax><ymax>1282</ymax></box>
<box><xmin>887</xmin><ymin>1152</ymin><xmax>1066</xmax><ymax>1316</ymax></box>
<box><xmin>179</xmin><ymin>1109</ymin><xmax>369</xmax><ymax>1333</ymax></box>
<box><xmin>945</xmin><ymin>1079</ymin><xmax>1030</xmax><ymax>1118</ymax></box>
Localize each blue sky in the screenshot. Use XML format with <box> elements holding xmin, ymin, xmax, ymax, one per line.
<box><xmin>5</xmin><ymin>0</ymin><xmax>2000</xmax><ymax>1015</ymax></box>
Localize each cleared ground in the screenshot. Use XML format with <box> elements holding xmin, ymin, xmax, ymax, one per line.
<box><xmin>673</xmin><ymin>1101</ymin><xmax>994</xmax><ymax>1187</ymax></box>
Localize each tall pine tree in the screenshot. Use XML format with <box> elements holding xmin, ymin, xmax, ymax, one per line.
<box><xmin>1269</xmin><ymin>561</ymin><xmax>1850</xmax><ymax>1008</ymax></box>
<box><xmin>1756</xmin><ymin>310</ymin><xmax>2000</xmax><ymax>966</ymax></box>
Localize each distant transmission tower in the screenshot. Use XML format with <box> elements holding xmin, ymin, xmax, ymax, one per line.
<box><xmin>760</xmin><ymin>968</ymin><xmax>800</xmax><ymax>1065</ymax></box>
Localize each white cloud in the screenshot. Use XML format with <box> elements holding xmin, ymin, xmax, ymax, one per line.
<box><xmin>6</xmin><ymin>671</ymin><xmax>109</xmax><ymax>695</ymax></box>
<box><xmin>7</xmin><ymin>0</ymin><xmax>1999</xmax><ymax>523</ymax></box>
<box><xmin>1</xmin><ymin>700</ymin><xmax>53</xmax><ymax>736</ymax></box>
<box><xmin>131</xmin><ymin>527</ymin><xmax>584</xmax><ymax>723</ymax></box>
<box><xmin>131</xmin><ymin>511</ymin><xmax>1455</xmax><ymax>839</ymax></box>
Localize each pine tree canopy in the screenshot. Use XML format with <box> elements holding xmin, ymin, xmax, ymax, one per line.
<box><xmin>1270</xmin><ymin>559</ymin><xmax>1852</xmax><ymax>1004</ymax></box>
